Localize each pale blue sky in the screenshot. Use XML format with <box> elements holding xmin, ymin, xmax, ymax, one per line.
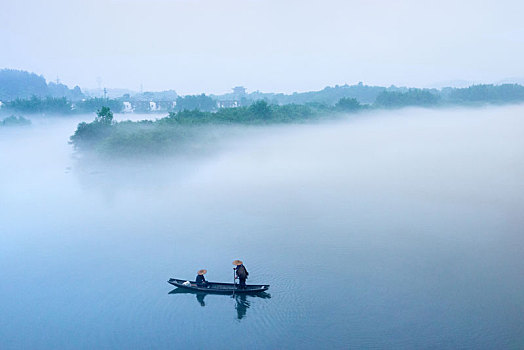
<box><xmin>1</xmin><ymin>0</ymin><xmax>524</xmax><ymax>94</ymax></box>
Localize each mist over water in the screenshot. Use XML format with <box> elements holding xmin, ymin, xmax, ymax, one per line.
<box><xmin>1</xmin><ymin>106</ymin><xmax>523</xmax><ymax>349</ymax></box>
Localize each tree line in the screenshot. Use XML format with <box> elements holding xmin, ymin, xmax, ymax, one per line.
<box><xmin>69</xmin><ymin>84</ymin><xmax>524</xmax><ymax>158</ymax></box>
<box><xmin>69</xmin><ymin>99</ymin><xmax>364</xmax><ymax>156</ymax></box>
<box><xmin>2</xmin><ymin>97</ymin><xmax>124</xmax><ymax>114</ymax></box>
<box><xmin>7</xmin><ymin>83</ymin><xmax>524</xmax><ymax>115</ymax></box>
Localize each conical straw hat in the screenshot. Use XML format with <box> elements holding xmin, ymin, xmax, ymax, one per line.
<box><xmin>197</xmin><ymin>269</ymin><xmax>207</xmax><ymax>275</ymax></box>
<box><xmin>232</xmin><ymin>260</ymin><xmax>243</xmax><ymax>266</ymax></box>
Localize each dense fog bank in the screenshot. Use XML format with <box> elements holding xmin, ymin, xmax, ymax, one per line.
<box><xmin>0</xmin><ymin>105</ymin><xmax>523</xmax><ymax>349</ymax></box>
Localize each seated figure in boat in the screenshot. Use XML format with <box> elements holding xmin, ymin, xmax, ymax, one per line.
<box><xmin>196</xmin><ymin>269</ymin><xmax>208</xmax><ymax>287</ymax></box>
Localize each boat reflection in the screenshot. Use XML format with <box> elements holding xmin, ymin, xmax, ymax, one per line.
<box><xmin>169</xmin><ymin>288</ymin><xmax>271</xmax><ymax>320</ymax></box>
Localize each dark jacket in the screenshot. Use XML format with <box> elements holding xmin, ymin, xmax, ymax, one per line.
<box><xmin>196</xmin><ymin>275</ymin><xmax>206</xmax><ymax>284</ymax></box>
<box><xmin>235</xmin><ymin>265</ymin><xmax>249</xmax><ymax>279</ymax></box>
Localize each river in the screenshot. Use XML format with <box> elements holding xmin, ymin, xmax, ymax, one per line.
<box><xmin>1</xmin><ymin>106</ymin><xmax>523</xmax><ymax>349</ymax></box>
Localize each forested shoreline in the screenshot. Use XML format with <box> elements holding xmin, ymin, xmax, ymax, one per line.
<box><xmin>69</xmin><ymin>86</ymin><xmax>524</xmax><ymax>158</ymax></box>
<box><xmin>3</xmin><ymin>69</ymin><xmax>524</xmax><ymax>115</ymax></box>
<box><xmin>4</xmin><ymin>83</ymin><xmax>524</xmax><ymax>115</ymax></box>
<box><xmin>69</xmin><ymin>100</ymin><xmax>361</xmax><ymax>156</ymax></box>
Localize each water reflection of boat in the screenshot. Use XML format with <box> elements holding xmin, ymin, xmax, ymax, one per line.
<box><xmin>169</xmin><ymin>288</ymin><xmax>271</xmax><ymax>320</ymax></box>
<box><xmin>168</xmin><ymin>278</ymin><xmax>269</xmax><ymax>294</ymax></box>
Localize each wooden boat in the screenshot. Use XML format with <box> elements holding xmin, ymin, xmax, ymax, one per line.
<box><xmin>168</xmin><ymin>278</ymin><xmax>270</xmax><ymax>294</ymax></box>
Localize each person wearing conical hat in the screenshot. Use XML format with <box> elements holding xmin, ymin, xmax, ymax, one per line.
<box><xmin>196</xmin><ymin>269</ymin><xmax>208</xmax><ymax>287</ymax></box>
<box><xmin>233</xmin><ymin>260</ymin><xmax>249</xmax><ymax>289</ymax></box>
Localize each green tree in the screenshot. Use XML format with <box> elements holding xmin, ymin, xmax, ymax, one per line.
<box><xmin>375</xmin><ymin>89</ymin><xmax>440</xmax><ymax>108</ymax></box>
<box><xmin>175</xmin><ymin>94</ymin><xmax>216</xmax><ymax>111</ymax></box>
<box><xmin>249</xmin><ymin>100</ymin><xmax>271</xmax><ymax>119</ymax></box>
<box><xmin>75</xmin><ymin>98</ymin><xmax>123</xmax><ymax>113</ymax></box>
<box><xmin>70</xmin><ymin>107</ymin><xmax>114</xmax><ymax>149</ymax></box>
<box><xmin>1</xmin><ymin>115</ymin><xmax>31</xmax><ymax>127</ymax></box>
<box><xmin>335</xmin><ymin>97</ymin><xmax>361</xmax><ymax>112</ymax></box>
<box><xmin>94</xmin><ymin>106</ymin><xmax>114</xmax><ymax>125</ymax></box>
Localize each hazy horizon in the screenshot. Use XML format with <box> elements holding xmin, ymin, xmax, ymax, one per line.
<box><xmin>2</xmin><ymin>0</ymin><xmax>524</xmax><ymax>95</ymax></box>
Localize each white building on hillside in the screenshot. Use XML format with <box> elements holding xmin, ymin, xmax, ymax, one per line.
<box><xmin>123</xmin><ymin>101</ymin><xmax>134</xmax><ymax>113</ymax></box>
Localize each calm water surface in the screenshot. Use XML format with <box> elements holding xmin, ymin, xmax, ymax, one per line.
<box><xmin>1</xmin><ymin>107</ymin><xmax>523</xmax><ymax>349</ymax></box>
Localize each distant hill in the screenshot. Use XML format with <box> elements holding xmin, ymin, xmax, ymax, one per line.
<box><xmin>212</xmin><ymin>83</ymin><xmax>415</xmax><ymax>106</ymax></box>
<box><xmin>0</xmin><ymin>69</ymin><xmax>84</xmax><ymax>101</ymax></box>
<box><xmin>84</xmin><ymin>88</ymin><xmax>137</xmax><ymax>99</ymax></box>
<box><xmin>2</xmin><ymin>68</ymin><xmax>524</xmax><ymax>114</ymax></box>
